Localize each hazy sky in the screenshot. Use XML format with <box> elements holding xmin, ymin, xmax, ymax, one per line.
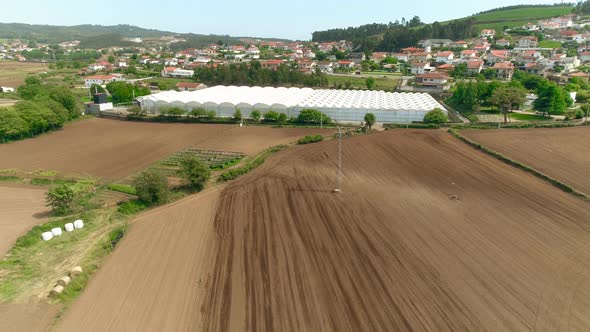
<box><xmin>0</xmin><ymin>0</ymin><xmax>568</xmax><ymax>40</ymax></box>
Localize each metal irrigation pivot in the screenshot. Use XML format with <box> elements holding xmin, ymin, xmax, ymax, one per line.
<box><xmin>333</xmin><ymin>126</ymin><xmax>343</xmax><ymax>193</ymax></box>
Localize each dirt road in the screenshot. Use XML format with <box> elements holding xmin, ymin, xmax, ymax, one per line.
<box><xmin>203</xmin><ymin>130</ymin><xmax>590</xmax><ymax>331</ymax></box>
<box><xmin>0</xmin><ymin>185</ymin><xmax>49</xmax><ymax>257</ymax></box>
<box><xmin>55</xmin><ymin>187</ymin><xmax>222</xmax><ymax>331</ymax></box>
<box><xmin>0</xmin><ymin>118</ymin><xmax>329</xmax><ymax>180</ymax></box>
<box><xmin>461</xmin><ymin>126</ymin><xmax>590</xmax><ymax>195</ymax></box>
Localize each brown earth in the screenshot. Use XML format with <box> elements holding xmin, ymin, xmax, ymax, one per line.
<box><xmin>0</xmin><ymin>118</ymin><xmax>329</xmax><ymax>181</ymax></box>
<box><xmin>0</xmin><ymin>185</ymin><xmax>49</xmax><ymax>257</ymax></box>
<box><xmin>55</xmin><ymin>130</ymin><xmax>590</xmax><ymax>331</ymax></box>
<box><xmin>55</xmin><ymin>187</ymin><xmax>222</xmax><ymax>331</ymax></box>
<box><xmin>461</xmin><ymin>126</ymin><xmax>590</xmax><ymax>195</ymax></box>
<box><xmin>0</xmin><ymin>302</ymin><xmax>60</xmax><ymax>332</ymax></box>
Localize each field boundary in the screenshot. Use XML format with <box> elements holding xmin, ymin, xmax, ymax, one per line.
<box><xmin>448</xmin><ymin>128</ymin><xmax>590</xmax><ymax>202</ymax></box>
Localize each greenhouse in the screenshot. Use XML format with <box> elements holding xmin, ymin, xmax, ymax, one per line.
<box><xmin>136</xmin><ymin>86</ymin><xmax>447</xmax><ymax>123</ymax></box>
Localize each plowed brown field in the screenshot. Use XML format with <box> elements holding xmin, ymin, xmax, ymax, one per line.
<box><xmin>461</xmin><ymin>126</ymin><xmax>590</xmax><ymax>195</ymax></box>
<box><xmin>0</xmin><ymin>118</ymin><xmax>328</xmax><ymax>180</ymax></box>
<box><xmin>0</xmin><ymin>185</ymin><xmax>49</xmax><ymax>257</ymax></box>
<box><xmin>55</xmin><ymin>130</ymin><xmax>590</xmax><ymax>331</ymax></box>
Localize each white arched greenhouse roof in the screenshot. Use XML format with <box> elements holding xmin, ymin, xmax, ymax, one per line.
<box><xmin>137</xmin><ymin>85</ymin><xmax>447</xmax><ymax>113</ymax></box>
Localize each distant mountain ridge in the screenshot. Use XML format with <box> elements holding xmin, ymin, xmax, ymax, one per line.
<box><xmin>0</xmin><ymin>23</ymin><xmax>292</xmax><ymax>47</ymax></box>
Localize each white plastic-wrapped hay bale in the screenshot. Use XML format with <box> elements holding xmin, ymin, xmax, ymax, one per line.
<box><xmin>51</xmin><ymin>227</ymin><xmax>62</xmax><ymax>236</ymax></box>
<box><xmin>64</xmin><ymin>223</ymin><xmax>74</xmax><ymax>232</ymax></box>
<box><xmin>57</xmin><ymin>276</ymin><xmax>71</xmax><ymax>287</ymax></box>
<box><xmin>73</xmin><ymin>220</ymin><xmax>84</xmax><ymax>229</ymax></box>
<box><xmin>41</xmin><ymin>232</ymin><xmax>53</xmax><ymax>241</ymax></box>
<box><xmin>50</xmin><ymin>285</ymin><xmax>64</xmax><ymax>297</ymax></box>
<box><xmin>70</xmin><ymin>266</ymin><xmax>83</xmax><ymax>278</ymax></box>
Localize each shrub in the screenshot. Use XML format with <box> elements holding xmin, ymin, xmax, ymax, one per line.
<box><xmin>277</xmin><ymin>113</ymin><xmax>288</xmax><ymax>124</ymax></box>
<box><xmin>364</xmin><ymin>113</ymin><xmax>376</xmax><ymax>130</ymax></box>
<box><xmin>423</xmin><ymin>108</ymin><xmax>448</xmax><ymax>123</ymax></box>
<box><xmin>264</xmin><ymin>110</ymin><xmax>280</xmax><ymax>122</ymax></box>
<box><xmin>233</xmin><ymin>109</ymin><xmax>242</xmax><ymax>122</ymax></box>
<box><xmin>133</xmin><ymin>169</ymin><xmax>169</xmax><ymax>205</ymax></box>
<box><xmin>575</xmin><ymin>109</ymin><xmax>585</xmax><ymax>119</ymax></box>
<box><xmin>178</xmin><ymin>155</ymin><xmax>211</xmax><ymax>191</ymax></box>
<box><xmin>295</xmin><ymin>109</ymin><xmax>331</xmax><ymax>125</ymax></box>
<box><xmin>107</xmin><ymin>183</ymin><xmax>137</xmax><ymax>195</ymax></box>
<box><xmin>117</xmin><ymin>199</ymin><xmax>148</xmax><ymax>215</ymax></box>
<box><xmin>219</xmin><ymin>145</ymin><xmax>287</xmax><ymax>182</ymax></box>
<box><xmin>251</xmin><ymin>110</ymin><xmax>261</xmax><ymax>122</ymax></box>
<box><xmin>297</xmin><ymin>135</ymin><xmax>324</xmax><ymax>144</ymax></box>
<box><xmin>46</xmin><ymin>184</ymin><xmax>76</xmax><ymax>214</ymax></box>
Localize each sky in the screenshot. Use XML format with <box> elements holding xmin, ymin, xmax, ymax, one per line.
<box><xmin>0</xmin><ymin>0</ymin><xmax>570</xmax><ymax>40</ymax></box>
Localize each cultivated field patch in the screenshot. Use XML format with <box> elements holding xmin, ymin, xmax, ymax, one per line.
<box><xmin>461</xmin><ymin>126</ymin><xmax>590</xmax><ymax>195</ymax></box>
<box><xmin>0</xmin><ymin>60</ymin><xmax>48</xmax><ymax>87</ymax></box>
<box><xmin>0</xmin><ymin>118</ymin><xmax>329</xmax><ymax>181</ymax></box>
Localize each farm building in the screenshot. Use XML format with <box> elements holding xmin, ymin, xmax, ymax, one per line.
<box><xmin>136</xmin><ymin>86</ymin><xmax>447</xmax><ymax>123</ymax></box>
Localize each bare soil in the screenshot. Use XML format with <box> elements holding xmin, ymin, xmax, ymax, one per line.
<box><xmin>0</xmin><ymin>185</ymin><xmax>49</xmax><ymax>257</ymax></box>
<box><xmin>55</xmin><ymin>187</ymin><xmax>222</xmax><ymax>331</ymax></box>
<box><xmin>0</xmin><ymin>302</ymin><xmax>60</xmax><ymax>332</ymax></box>
<box><xmin>0</xmin><ymin>118</ymin><xmax>329</xmax><ymax>180</ymax></box>
<box><xmin>55</xmin><ymin>130</ymin><xmax>590</xmax><ymax>331</ymax></box>
<box><xmin>461</xmin><ymin>127</ymin><xmax>590</xmax><ymax>195</ymax></box>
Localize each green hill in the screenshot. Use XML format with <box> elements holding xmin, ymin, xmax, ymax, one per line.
<box><xmin>448</xmin><ymin>5</ymin><xmax>575</xmax><ymax>31</ymax></box>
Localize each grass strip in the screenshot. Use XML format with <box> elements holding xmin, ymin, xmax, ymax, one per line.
<box><xmin>218</xmin><ymin>145</ymin><xmax>287</xmax><ymax>182</ymax></box>
<box><xmin>448</xmin><ymin>128</ymin><xmax>590</xmax><ymax>202</ymax></box>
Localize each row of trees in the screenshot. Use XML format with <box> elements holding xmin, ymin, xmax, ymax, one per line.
<box><xmin>105</xmin><ymin>81</ymin><xmax>150</xmax><ymax>104</ymax></box>
<box><xmin>312</xmin><ymin>17</ymin><xmax>478</xmax><ymax>52</ymax></box>
<box><xmin>194</xmin><ymin>61</ymin><xmax>328</xmax><ymax>87</ymax></box>
<box><xmin>1</xmin><ymin>77</ymin><xmax>81</xmax><ymax>142</ymax></box>
<box><xmin>447</xmin><ymin>72</ymin><xmax>573</xmax><ymax>122</ymax></box>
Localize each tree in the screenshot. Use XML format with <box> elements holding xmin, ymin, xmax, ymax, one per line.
<box><xmin>133</xmin><ymin>169</ymin><xmax>169</xmax><ymax>205</ymax></box>
<box><xmin>251</xmin><ymin>110</ymin><xmax>261</xmax><ymax>122</ymax></box>
<box><xmin>233</xmin><ymin>109</ymin><xmax>242</xmax><ymax>122</ymax></box>
<box><xmin>89</xmin><ymin>84</ymin><xmax>106</xmax><ymax>95</ymax></box>
<box><xmin>451</xmin><ymin>63</ymin><xmax>468</xmax><ymax>79</ymax></box>
<box><xmin>178</xmin><ymin>155</ymin><xmax>211</xmax><ymax>191</ymax></box>
<box><xmin>365</xmin><ymin>77</ymin><xmax>376</xmax><ymax>90</ymax></box>
<box><xmin>364</xmin><ymin>113</ymin><xmax>376</xmax><ymax>131</ymax></box>
<box><xmin>581</xmin><ymin>104</ymin><xmax>590</xmax><ymax>123</ymax></box>
<box><xmin>108</xmin><ymin>55</ymin><xmax>115</xmax><ymax>64</ymax></box>
<box><xmin>46</xmin><ymin>184</ymin><xmax>76</xmax><ymax>214</ymax></box>
<box><xmin>277</xmin><ymin>113</ymin><xmax>288</xmax><ymax>124</ymax></box>
<box><xmin>296</xmin><ymin>109</ymin><xmax>331</xmax><ymax>124</ymax></box>
<box><xmin>0</xmin><ymin>108</ymin><xmax>29</xmax><ymax>142</ymax></box>
<box><xmin>264</xmin><ymin>110</ymin><xmax>280</xmax><ymax>122</ymax></box>
<box><xmin>423</xmin><ymin>108</ymin><xmax>448</xmax><ymax>123</ymax></box>
<box><xmin>533</xmin><ymin>82</ymin><xmax>571</xmax><ymax>117</ymax></box>
<box><xmin>490</xmin><ymin>87</ymin><xmax>527</xmax><ymax>123</ymax></box>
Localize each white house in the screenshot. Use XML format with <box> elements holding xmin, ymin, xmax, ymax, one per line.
<box><xmin>518</xmin><ymin>36</ymin><xmax>539</xmax><ymax>48</ymax></box>
<box><xmin>496</xmin><ymin>39</ymin><xmax>511</xmax><ymax>47</ymax></box>
<box><xmin>317</xmin><ymin>61</ymin><xmax>334</xmax><ymax>73</ymax></box>
<box><xmin>84</xmin><ymin>75</ymin><xmax>123</xmax><ymax>88</ymax></box>
<box><xmin>435</xmin><ymin>51</ymin><xmax>454</xmax><ymax>64</ymax></box>
<box><xmin>410</xmin><ymin>61</ymin><xmax>433</xmax><ymax>75</ymax></box>
<box><xmin>161</xmin><ymin>67</ymin><xmax>194</xmax><ymax>78</ymax></box>
<box><xmin>391</xmin><ymin>53</ymin><xmax>409</xmax><ymax>62</ymax></box>
<box><xmin>487</xmin><ymin>50</ymin><xmax>509</xmax><ymax>64</ymax></box>
<box><xmin>480</xmin><ymin>29</ymin><xmax>496</xmax><ymax>38</ymax></box>
<box><xmin>467</xmin><ymin>60</ymin><xmax>484</xmax><ymax>75</ymax></box>
<box><xmin>580</xmin><ymin>51</ymin><xmax>590</xmax><ymax>62</ymax></box>
<box><xmin>337</xmin><ymin>60</ymin><xmax>355</xmax><ymax>70</ymax></box>
<box><xmin>460</xmin><ymin>50</ymin><xmax>479</xmax><ymax>61</ymax></box>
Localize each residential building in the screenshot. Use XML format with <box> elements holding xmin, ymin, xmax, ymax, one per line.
<box><xmin>161</xmin><ymin>67</ymin><xmax>194</xmax><ymax>78</ymax></box>
<box><xmin>436</xmin><ymin>63</ymin><xmax>454</xmax><ymax>74</ymax></box>
<box><xmin>524</xmin><ymin>62</ymin><xmax>546</xmax><ymax>76</ymax></box>
<box><xmin>317</xmin><ymin>61</ymin><xmax>334</xmax><ymax>73</ymax></box>
<box><xmin>410</xmin><ymin>61</ymin><xmax>433</xmax><ymax>75</ymax></box>
<box><xmin>391</xmin><ymin>53</ymin><xmax>409</xmax><ymax>62</ymax></box>
<box><xmin>518</xmin><ymin>36</ymin><xmax>539</xmax><ymax>48</ymax></box>
<box><xmin>487</xmin><ymin>50</ymin><xmax>509</xmax><ymax>63</ymax></box>
<box><xmin>370</xmin><ymin>52</ymin><xmax>389</xmax><ymax>62</ymax></box>
<box><xmin>261</xmin><ymin>59</ymin><xmax>283</xmax><ymax>70</ymax></box>
<box><xmin>522</xmin><ymin>22</ymin><xmax>539</xmax><ymax>31</ymax></box>
<box><xmin>408</xmin><ymin>52</ymin><xmax>432</xmax><ymax>62</ymax></box>
<box><xmin>496</xmin><ymin>39</ymin><xmax>511</xmax><ymax>47</ymax></box>
<box><xmin>84</xmin><ymin>74</ymin><xmax>123</xmax><ymax>87</ymax></box>
<box><xmin>480</xmin><ymin>29</ymin><xmax>496</xmax><ymax>38</ymax></box>
<box><xmin>296</xmin><ymin>59</ymin><xmax>317</xmax><ymax>73</ymax></box>
<box><xmin>435</xmin><ymin>51</ymin><xmax>454</xmax><ymax>64</ymax></box>
<box><xmin>460</xmin><ymin>50</ymin><xmax>479</xmax><ymax>61</ymax></box>
<box><xmin>450</xmin><ymin>41</ymin><xmax>469</xmax><ymax>49</ymax></box>
<box><xmin>467</xmin><ymin>60</ymin><xmax>484</xmax><ymax>75</ymax></box>
<box><xmin>349</xmin><ymin>52</ymin><xmax>366</xmax><ymax>64</ymax></box>
<box><xmin>418</xmin><ymin>39</ymin><xmax>453</xmax><ymax>48</ymax></box>
<box><xmin>493</xmin><ymin>62</ymin><xmax>515</xmax><ymax>80</ymax></box>
<box><xmin>580</xmin><ymin>51</ymin><xmax>590</xmax><ymax>62</ymax></box>
<box><xmin>569</xmin><ymin>72</ymin><xmax>590</xmax><ymax>83</ymax></box>
<box><xmin>337</xmin><ymin>60</ymin><xmax>356</xmax><ymax>70</ymax></box>
<box><xmin>415</xmin><ymin>72</ymin><xmax>449</xmax><ymax>89</ymax></box>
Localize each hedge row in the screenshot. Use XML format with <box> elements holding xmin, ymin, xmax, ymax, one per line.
<box><xmin>297</xmin><ymin>135</ymin><xmax>324</xmax><ymax>145</ymax></box>
<box><xmin>448</xmin><ymin>129</ymin><xmax>589</xmax><ymax>201</ymax></box>
<box><xmin>451</xmin><ymin>122</ymin><xmax>577</xmax><ymax>130</ymax></box>
<box><xmin>218</xmin><ymin>145</ymin><xmax>287</xmax><ymax>182</ymax></box>
<box><xmin>385</xmin><ymin>123</ymin><xmax>440</xmax><ymax>129</ymax></box>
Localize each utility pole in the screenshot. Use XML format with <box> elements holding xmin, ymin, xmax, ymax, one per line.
<box><xmin>333</xmin><ymin>126</ymin><xmax>342</xmax><ymax>193</ymax></box>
